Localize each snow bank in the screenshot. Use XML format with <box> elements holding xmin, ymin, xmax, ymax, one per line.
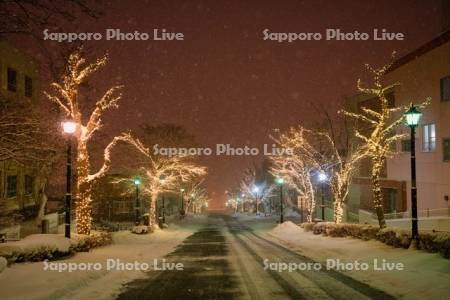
<box><xmin>0</xmin><ymin>218</ymin><xmax>202</xmax><ymax>300</ymax></box>
<box><xmin>264</xmin><ymin>221</ymin><xmax>450</xmax><ymax>299</ymax></box>
<box><xmin>269</xmin><ymin>221</ymin><xmax>303</xmax><ymax>237</ymax></box>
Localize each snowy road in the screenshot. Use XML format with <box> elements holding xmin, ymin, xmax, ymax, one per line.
<box><xmin>117</xmin><ymin>215</ymin><xmax>394</xmax><ymax>300</ymax></box>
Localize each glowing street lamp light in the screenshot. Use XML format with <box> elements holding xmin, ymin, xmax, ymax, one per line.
<box><xmin>405</xmin><ymin>105</ymin><xmax>422</xmax><ymax>128</ymax></box>
<box><xmin>404</xmin><ymin>104</ymin><xmax>423</xmax><ymax>248</ymax></box>
<box><xmin>62</xmin><ymin>120</ymin><xmax>77</xmax><ymax>239</ymax></box>
<box><xmin>318</xmin><ymin>171</ymin><xmax>328</xmax><ymax>221</ymax></box>
<box><xmin>276</xmin><ymin>177</ymin><xmax>285</xmax><ymax>223</ymax></box>
<box><xmin>62</xmin><ymin>121</ymin><xmax>77</xmax><ymax>134</ymax></box>
<box><xmin>134</xmin><ymin>178</ymin><xmax>141</xmax><ymax>224</ymax></box>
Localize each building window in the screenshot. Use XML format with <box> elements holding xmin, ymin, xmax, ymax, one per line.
<box><xmin>422</xmin><ymin>124</ymin><xmax>436</xmax><ymax>152</ymax></box>
<box><xmin>6</xmin><ymin>175</ymin><xmax>17</xmax><ymax>198</ymax></box>
<box><xmin>24</xmin><ymin>75</ymin><xmax>33</xmax><ymax>97</ymax></box>
<box><xmin>7</xmin><ymin>67</ymin><xmax>17</xmax><ymax>92</ymax></box>
<box><xmin>401</xmin><ymin>139</ymin><xmax>411</xmax><ymax>152</ymax></box>
<box><xmin>443</xmin><ymin>138</ymin><xmax>450</xmax><ymax>162</ymax></box>
<box><xmin>441</xmin><ymin>75</ymin><xmax>450</xmax><ymax>102</ymax></box>
<box><xmin>25</xmin><ymin>175</ymin><xmax>33</xmax><ymax>195</ymax></box>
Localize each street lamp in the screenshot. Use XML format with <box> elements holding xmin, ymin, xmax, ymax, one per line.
<box><xmin>62</xmin><ymin>120</ymin><xmax>77</xmax><ymax>238</ymax></box>
<box><xmin>404</xmin><ymin>104</ymin><xmax>423</xmax><ymax>248</ymax></box>
<box><xmin>133</xmin><ymin>178</ymin><xmax>141</xmax><ymax>225</ymax></box>
<box><xmin>252</xmin><ymin>186</ymin><xmax>260</xmax><ymax>215</ymax></box>
<box><xmin>180</xmin><ymin>188</ymin><xmax>185</xmax><ymax>217</ymax></box>
<box><xmin>159</xmin><ymin>176</ymin><xmax>166</xmax><ymax>224</ymax></box>
<box><xmin>318</xmin><ymin>171</ymin><xmax>328</xmax><ymax>221</ymax></box>
<box><xmin>276</xmin><ymin>177</ymin><xmax>285</xmax><ymax>223</ymax></box>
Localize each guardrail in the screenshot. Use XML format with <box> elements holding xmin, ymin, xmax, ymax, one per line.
<box><xmin>380</xmin><ymin>207</ymin><xmax>450</xmax><ymax>220</ymax></box>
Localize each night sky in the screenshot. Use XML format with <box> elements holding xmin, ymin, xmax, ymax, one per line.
<box><xmin>35</xmin><ymin>0</ymin><xmax>444</xmax><ymax>208</ymax></box>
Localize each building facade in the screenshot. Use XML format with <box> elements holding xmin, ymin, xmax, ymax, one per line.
<box><xmin>349</xmin><ymin>30</ymin><xmax>450</xmax><ymax>219</ymax></box>
<box><xmin>0</xmin><ymin>40</ymin><xmax>43</xmax><ymax>220</ymax></box>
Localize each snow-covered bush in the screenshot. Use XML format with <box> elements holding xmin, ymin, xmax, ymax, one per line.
<box><xmin>302</xmin><ymin>221</ymin><xmax>450</xmax><ymax>258</ymax></box>
<box><xmin>301</xmin><ymin>222</ymin><xmax>315</xmax><ymax>232</ymax></box>
<box><xmin>376</xmin><ymin>228</ymin><xmax>410</xmax><ymax>248</ymax></box>
<box><xmin>420</xmin><ymin>232</ymin><xmax>450</xmax><ymax>258</ymax></box>
<box><xmin>71</xmin><ymin>231</ymin><xmax>112</xmax><ymax>252</ymax></box>
<box><xmin>131</xmin><ymin>225</ymin><xmax>149</xmax><ymax>234</ymax></box>
<box><xmin>0</xmin><ymin>231</ymin><xmax>112</xmax><ymax>264</ymax></box>
<box><xmin>0</xmin><ymin>256</ymin><xmax>8</xmax><ymax>273</ymax></box>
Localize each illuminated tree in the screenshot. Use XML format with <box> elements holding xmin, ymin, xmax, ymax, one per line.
<box><xmin>240</xmin><ymin>166</ymin><xmax>275</xmax><ymax>214</ymax></box>
<box><xmin>187</xmin><ymin>183</ymin><xmax>209</xmax><ymax>213</ymax></box>
<box><xmin>270</xmin><ymin>127</ymin><xmax>322</xmax><ymax>222</ymax></box>
<box><xmin>316</xmin><ymin>132</ymin><xmax>366</xmax><ymax>223</ymax></box>
<box><xmin>341</xmin><ymin>57</ymin><xmax>429</xmax><ymax>228</ymax></box>
<box><xmin>113</xmin><ymin>137</ymin><xmax>206</xmax><ymax>227</ymax></box>
<box><xmin>45</xmin><ymin>49</ymin><xmax>135</xmax><ymax>234</ymax></box>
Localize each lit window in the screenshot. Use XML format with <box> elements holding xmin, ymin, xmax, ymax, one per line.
<box><xmin>441</xmin><ymin>75</ymin><xmax>450</xmax><ymax>102</ymax></box>
<box><xmin>423</xmin><ymin>124</ymin><xmax>436</xmax><ymax>152</ymax></box>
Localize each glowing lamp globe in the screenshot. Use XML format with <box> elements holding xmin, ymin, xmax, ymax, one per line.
<box><xmin>275</xmin><ymin>177</ymin><xmax>284</xmax><ymax>185</ymax></box>
<box><xmin>404</xmin><ymin>105</ymin><xmax>422</xmax><ymax>128</ymax></box>
<box><xmin>318</xmin><ymin>172</ymin><xmax>328</xmax><ymax>182</ymax></box>
<box><xmin>180</xmin><ymin>188</ymin><xmax>185</xmax><ymax>192</ymax></box>
<box><xmin>252</xmin><ymin>186</ymin><xmax>259</xmax><ymax>193</ymax></box>
<box><xmin>134</xmin><ymin>178</ymin><xmax>141</xmax><ymax>185</ymax></box>
<box><xmin>62</xmin><ymin>121</ymin><xmax>77</xmax><ymax>134</ymax></box>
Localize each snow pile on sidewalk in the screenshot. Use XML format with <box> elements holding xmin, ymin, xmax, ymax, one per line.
<box><xmin>0</xmin><ymin>231</ymin><xmax>112</xmax><ymax>264</ymax></box>
<box><xmin>0</xmin><ymin>219</ymin><xmax>202</xmax><ymax>300</ymax></box>
<box><xmin>0</xmin><ymin>234</ymin><xmax>72</xmax><ymax>263</ymax></box>
<box><xmin>265</xmin><ymin>221</ymin><xmax>450</xmax><ymax>299</ymax></box>
<box><xmin>269</xmin><ymin>221</ymin><xmax>303</xmax><ymax>237</ymax></box>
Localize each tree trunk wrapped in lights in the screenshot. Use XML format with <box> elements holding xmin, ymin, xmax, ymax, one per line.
<box><xmin>45</xmin><ymin>49</ymin><xmax>137</xmax><ymax>234</ymax></box>
<box><xmin>341</xmin><ymin>55</ymin><xmax>430</xmax><ymax>228</ymax></box>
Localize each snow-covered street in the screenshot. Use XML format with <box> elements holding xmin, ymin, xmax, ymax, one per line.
<box><xmin>115</xmin><ymin>214</ymin><xmax>450</xmax><ymax>299</ymax></box>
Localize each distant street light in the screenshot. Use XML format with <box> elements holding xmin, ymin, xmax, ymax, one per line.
<box><xmin>134</xmin><ymin>178</ymin><xmax>141</xmax><ymax>225</ymax></box>
<box><xmin>276</xmin><ymin>177</ymin><xmax>285</xmax><ymax>223</ymax></box>
<box><xmin>404</xmin><ymin>104</ymin><xmax>423</xmax><ymax>248</ymax></box>
<box><xmin>62</xmin><ymin>121</ymin><xmax>77</xmax><ymax>238</ymax></box>
<box><xmin>318</xmin><ymin>171</ymin><xmax>328</xmax><ymax>221</ymax></box>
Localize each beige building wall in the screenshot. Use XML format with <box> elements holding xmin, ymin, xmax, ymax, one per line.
<box><xmin>384</xmin><ymin>40</ymin><xmax>450</xmax><ymax>212</ymax></box>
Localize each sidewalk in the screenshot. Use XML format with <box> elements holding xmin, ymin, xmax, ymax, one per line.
<box><xmin>265</xmin><ymin>221</ymin><xmax>450</xmax><ymax>300</ymax></box>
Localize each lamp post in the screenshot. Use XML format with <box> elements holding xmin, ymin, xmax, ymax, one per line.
<box><xmin>276</xmin><ymin>177</ymin><xmax>285</xmax><ymax>223</ymax></box>
<box><xmin>252</xmin><ymin>186</ymin><xmax>260</xmax><ymax>215</ymax></box>
<box><xmin>404</xmin><ymin>104</ymin><xmax>423</xmax><ymax>248</ymax></box>
<box><xmin>318</xmin><ymin>172</ymin><xmax>328</xmax><ymax>221</ymax></box>
<box><xmin>180</xmin><ymin>188</ymin><xmax>185</xmax><ymax>217</ymax></box>
<box><xmin>159</xmin><ymin>176</ymin><xmax>166</xmax><ymax>224</ymax></box>
<box><xmin>133</xmin><ymin>178</ymin><xmax>141</xmax><ymax>225</ymax></box>
<box><xmin>62</xmin><ymin>121</ymin><xmax>76</xmax><ymax>239</ymax></box>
